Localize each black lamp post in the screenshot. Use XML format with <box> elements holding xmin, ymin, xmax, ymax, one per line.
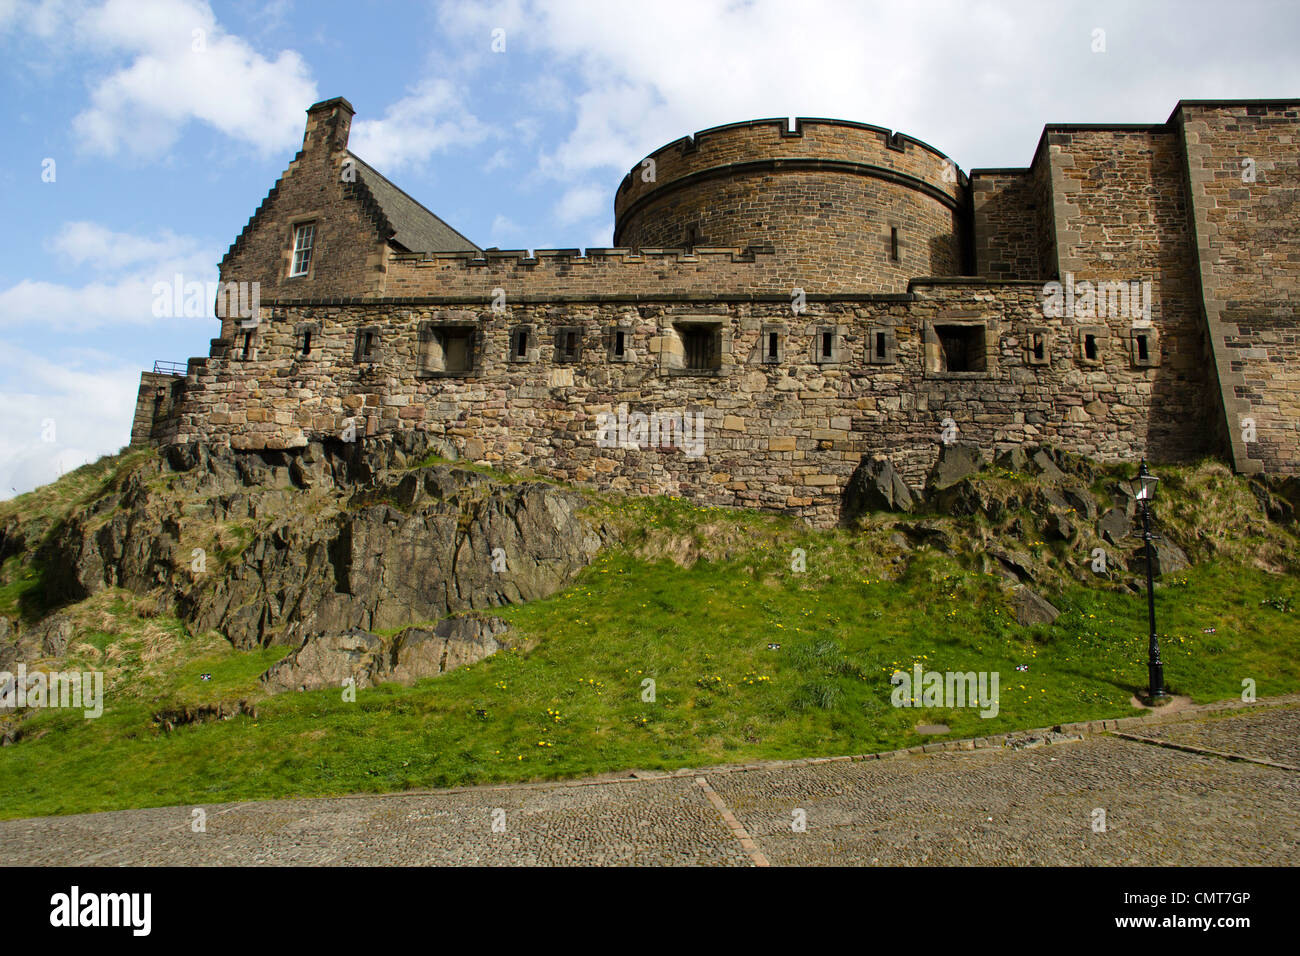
<box><xmin>1136</xmin><ymin>460</ymin><xmax>1167</xmax><ymax>702</ymax></box>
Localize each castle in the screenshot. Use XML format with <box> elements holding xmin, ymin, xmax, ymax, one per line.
<box><xmin>131</xmin><ymin>96</ymin><xmax>1300</xmax><ymax>526</ymax></box>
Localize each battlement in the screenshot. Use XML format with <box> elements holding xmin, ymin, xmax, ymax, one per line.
<box><xmin>612</xmin><ymin>116</ymin><xmax>970</xmax><ymax>292</ymax></box>
<box><xmin>139</xmin><ymin>96</ymin><xmax>1300</xmax><ymax>524</ymax></box>
<box><xmin>615</xmin><ymin>116</ymin><xmax>966</xmax><ymax>209</ymax></box>
<box><xmin>388</xmin><ymin>245</ymin><xmax>776</xmax><ymax>266</ymax></box>
<box><xmin>378</xmin><ymin>241</ymin><xmax>884</xmax><ymax>298</ymax></box>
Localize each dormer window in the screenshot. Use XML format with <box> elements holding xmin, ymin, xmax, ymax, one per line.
<box><xmin>290</xmin><ymin>222</ymin><xmax>315</xmax><ymax>277</ymax></box>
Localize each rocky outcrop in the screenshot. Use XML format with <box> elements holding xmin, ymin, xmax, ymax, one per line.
<box><xmin>926</xmin><ymin>443</ymin><xmax>986</xmax><ymax>493</ymax></box>
<box><xmin>1011</xmin><ymin>586</ymin><xmax>1060</xmax><ymax>625</ymax></box>
<box><xmin>28</xmin><ymin>437</ymin><xmax>611</xmax><ymax>649</ymax></box>
<box><xmin>1133</xmin><ymin>540</ymin><xmax>1192</xmax><ymax>578</ymax></box>
<box><xmin>153</xmin><ymin>699</ymin><xmax>258</xmax><ymax>731</ymax></box>
<box><xmin>842</xmin><ymin>454</ymin><xmax>918</xmax><ymax>518</ymax></box>
<box><xmin>259</xmin><ymin>615</ymin><xmax>509</xmax><ymax>694</ymax></box>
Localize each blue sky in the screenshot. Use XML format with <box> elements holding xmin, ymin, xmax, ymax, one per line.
<box><xmin>2</xmin><ymin>0</ymin><xmax>1298</xmax><ymax>498</ymax></box>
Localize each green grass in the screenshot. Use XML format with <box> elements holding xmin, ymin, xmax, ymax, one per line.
<box><xmin>2</xmin><ymin>490</ymin><xmax>1298</xmax><ymax>820</ymax></box>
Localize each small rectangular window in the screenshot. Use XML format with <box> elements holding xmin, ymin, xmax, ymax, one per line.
<box><xmin>301</xmin><ymin>329</ymin><xmax>312</xmax><ymax>356</ymax></box>
<box><xmin>355</xmin><ymin>327</ymin><xmax>379</xmax><ymax>364</ymax></box>
<box><xmin>1084</xmin><ymin>334</ymin><xmax>1097</xmax><ymax>361</ymax></box>
<box><xmin>1136</xmin><ymin>334</ymin><xmax>1149</xmax><ymax>362</ymax></box>
<box><xmin>515</xmin><ymin>329</ymin><xmax>528</xmax><ymax>358</ymax></box>
<box><xmin>935</xmin><ymin>324</ymin><xmax>986</xmax><ymax>373</ymax></box>
<box><xmin>1032</xmin><ymin>333</ymin><xmax>1045</xmax><ymax>361</ymax></box>
<box><xmin>420</xmin><ymin>325</ymin><xmax>474</xmax><ymax>374</ymax></box>
<box><xmin>441</xmin><ymin>330</ymin><xmax>472</xmax><ymax>372</ymax></box>
<box><xmin>681</xmin><ymin>327</ymin><xmax>718</xmax><ymax>370</ymax></box>
<box><xmin>821</xmin><ymin>331</ymin><xmax>834</xmax><ymax>359</ymax></box>
<box><xmin>614</xmin><ymin>330</ymin><xmax>625</xmax><ymax>357</ymax></box>
<box><xmin>890</xmin><ymin>227</ymin><xmax>900</xmax><ymax>262</ymax></box>
<box><xmin>769</xmin><ymin>332</ymin><xmax>779</xmax><ymax>357</ymax></box>
<box><xmin>240</xmin><ymin>329</ymin><xmax>254</xmax><ymax>360</ymax></box>
<box><xmin>290</xmin><ymin>222</ymin><xmax>315</xmax><ymax>277</ymax></box>
<box><xmin>875</xmin><ymin>331</ymin><xmax>887</xmax><ymax>360</ymax></box>
<box><xmin>555</xmin><ymin>327</ymin><xmax>584</xmax><ymax>362</ymax></box>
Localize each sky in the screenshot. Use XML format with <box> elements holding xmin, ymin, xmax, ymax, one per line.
<box><xmin>1</xmin><ymin>0</ymin><xmax>1298</xmax><ymax>499</ymax></box>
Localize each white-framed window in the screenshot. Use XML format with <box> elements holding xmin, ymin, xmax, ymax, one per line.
<box><xmin>290</xmin><ymin>222</ymin><xmax>315</xmax><ymax>277</ymax></box>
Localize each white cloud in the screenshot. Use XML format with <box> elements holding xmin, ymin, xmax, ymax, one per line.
<box><xmin>9</xmin><ymin>0</ymin><xmax>317</xmax><ymax>157</ymax></box>
<box><xmin>489</xmin><ymin>214</ymin><xmax>525</xmax><ymax>245</ymax></box>
<box><xmin>553</xmin><ymin>183</ymin><xmax>606</xmax><ymax>225</ymax></box>
<box><xmin>0</xmin><ymin>221</ymin><xmax>219</xmax><ymax>331</ymax></box>
<box><xmin>435</xmin><ymin>0</ymin><xmax>1300</xmax><ymax>179</ymax></box>
<box><xmin>0</xmin><ymin>347</ymin><xmax>142</xmax><ymax>500</ymax></box>
<box><xmin>349</xmin><ymin>78</ymin><xmax>493</xmax><ymax>172</ymax></box>
<box><xmin>49</xmin><ymin>220</ymin><xmax>205</xmax><ymax>271</ymax></box>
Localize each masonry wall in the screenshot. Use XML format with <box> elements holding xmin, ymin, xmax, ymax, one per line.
<box><xmin>971</xmin><ymin>170</ymin><xmax>1044</xmax><ymax>280</ymax></box>
<box><xmin>1040</xmin><ymin>126</ymin><xmax>1216</xmax><ymax>462</ymax></box>
<box><xmin>130</xmin><ymin>372</ymin><xmax>184</xmax><ymax>447</ymax></box>
<box><xmin>614</xmin><ymin>118</ymin><xmax>968</xmax><ymax>292</ymax></box>
<box><xmin>1176</xmin><ymin>102</ymin><xmax>1300</xmax><ymax>475</ymax></box>
<box><xmin>161</xmin><ymin>281</ymin><xmax>1216</xmax><ymax>526</ymax></box>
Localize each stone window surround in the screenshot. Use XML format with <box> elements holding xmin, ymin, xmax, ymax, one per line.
<box><xmin>607</xmin><ymin>322</ymin><xmax>636</xmax><ymax>363</ymax></box>
<box><xmin>923</xmin><ymin>318</ymin><xmax>998</xmax><ymax>380</ymax></box>
<box><xmin>234</xmin><ymin>322</ymin><xmax>258</xmax><ymax>362</ymax></box>
<box><xmin>354</xmin><ymin>325</ymin><xmax>381</xmax><ymax>364</ymax></box>
<box><xmin>811</xmin><ymin>324</ymin><xmax>845</xmax><ymax>366</ymax></box>
<box><xmin>508</xmin><ymin>323</ymin><xmax>540</xmax><ymax>363</ymax></box>
<box><xmin>417</xmin><ymin>320</ymin><xmax>479</xmax><ymax>377</ymax></box>
<box><xmin>293</xmin><ymin>322</ymin><xmax>320</xmax><ymax>359</ymax></box>
<box><xmin>285</xmin><ymin>212</ymin><xmax>322</xmax><ymax>281</ymax></box>
<box><xmin>1025</xmin><ymin>326</ymin><xmax>1051</xmax><ymax>367</ymax></box>
<box><xmin>662</xmin><ymin>316</ymin><xmax>731</xmax><ymax>377</ymax></box>
<box><xmin>866</xmin><ymin>325</ymin><xmax>897</xmax><ymax>365</ymax></box>
<box><xmin>1130</xmin><ymin>324</ymin><xmax>1160</xmax><ymax>367</ymax></box>
<box><xmin>554</xmin><ymin>326</ymin><xmax>585</xmax><ymax>363</ymax></box>
<box><xmin>1077</xmin><ymin>325</ymin><xmax>1108</xmax><ymax>367</ymax></box>
<box><xmin>759</xmin><ymin>323</ymin><xmax>787</xmax><ymax>364</ymax></box>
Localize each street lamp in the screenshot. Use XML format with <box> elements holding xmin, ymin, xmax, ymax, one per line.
<box><xmin>1136</xmin><ymin>459</ymin><xmax>1167</xmax><ymax>703</ymax></box>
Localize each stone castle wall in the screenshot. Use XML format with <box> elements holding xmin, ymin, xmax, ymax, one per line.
<box><xmin>971</xmin><ymin>170</ymin><xmax>1043</xmax><ymax>280</ymax></box>
<box><xmin>1176</xmin><ymin>102</ymin><xmax>1300</xmax><ymax>475</ymax></box>
<box><xmin>156</xmin><ymin>279</ymin><xmax>1218</xmax><ymax>526</ymax></box>
<box><xmin>613</xmin><ymin>118</ymin><xmax>968</xmax><ymax>292</ymax></box>
<box><xmin>132</xmin><ymin>97</ymin><xmax>1300</xmax><ymax>521</ymax></box>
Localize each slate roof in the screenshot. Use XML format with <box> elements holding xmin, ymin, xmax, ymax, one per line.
<box><xmin>347</xmin><ymin>152</ymin><xmax>480</xmax><ymax>253</ymax></box>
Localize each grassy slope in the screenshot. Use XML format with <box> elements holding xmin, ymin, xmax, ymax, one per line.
<box><xmin>0</xmin><ymin>455</ymin><xmax>1297</xmax><ymax>820</ymax></box>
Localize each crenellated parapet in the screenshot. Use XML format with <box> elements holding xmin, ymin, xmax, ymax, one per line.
<box><xmin>614</xmin><ymin>117</ymin><xmax>970</xmax><ymax>291</ymax></box>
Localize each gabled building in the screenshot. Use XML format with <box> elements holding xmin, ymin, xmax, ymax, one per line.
<box><xmin>131</xmin><ymin>96</ymin><xmax>1300</xmax><ymax>526</ymax></box>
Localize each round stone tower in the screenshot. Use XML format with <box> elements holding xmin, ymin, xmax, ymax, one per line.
<box><xmin>613</xmin><ymin>118</ymin><xmax>969</xmax><ymax>292</ymax></box>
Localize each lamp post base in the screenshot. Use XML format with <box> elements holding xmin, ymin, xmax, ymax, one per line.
<box><xmin>1139</xmin><ymin>690</ymin><xmax>1173</xmax><ymax>707</ymax></box>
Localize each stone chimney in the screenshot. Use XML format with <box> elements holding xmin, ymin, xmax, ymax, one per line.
<box><xmin>302</xmin><ymin>97</ymin><xmax>354</xmax><ymax>153</ymax></box>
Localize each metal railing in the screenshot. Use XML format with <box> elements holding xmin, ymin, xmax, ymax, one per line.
<box><xmin>152</xmin><ymin>361</ymin><xmax>188</xmax><ymax>376</ymax></box>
